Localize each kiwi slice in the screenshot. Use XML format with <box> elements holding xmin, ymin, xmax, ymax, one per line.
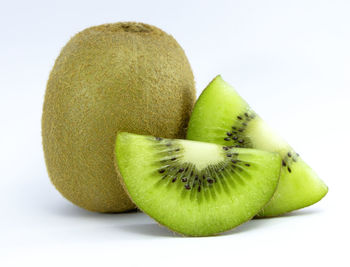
<box><xmin>186</xmin><ymin>75</ymin><xmax>328</xmax><ymax>217</ymax></box>
<box><xmin>115</xmin><ymin>132</ymin><xmax>281</xmax><ymax>236</ymax></box>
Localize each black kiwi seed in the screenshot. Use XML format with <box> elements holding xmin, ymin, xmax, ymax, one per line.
<box><xmin>282</xmin><ymin>160</ymin><xmax>286</xmax><ymax>167</ymax></box>
<box><xmin>238</xmin><ymin>128</ymin><xmax>244</xmax><ymax>132</ymax></box>
<box><xmin>207</xmin><ymin>178</ymin><xmax>214</xmax><ymax>184</ymax></box>
<box><xmin>172</xmin><ymin>177</ymin><xmax>177</xmax><ymax>183</ymax></box>
<box><xmin>237</xmin><ymin>116</ymin><xmax>242</xmax><ymax>120</ymax></box>
<box><xmin>195</xmin><ymin>175</ymin><xmax>198</xmax><ymax>181</ymax></box>
<box><xmin>190</xmin><ymin>171</ymin><xmax>194</xmax><ymax>176</ymax></box>
<box><xmin>185</xmin><ymin>184</ymin><xmax>191</xmax><ymax>190</ymax></box>
<box><xmin>227</xmin><ymin>132</ymin><xmax>232</xmax><ymax>136</ymax></box>
<box><xmin>245</xmin><ymin>163</ymin><xmax>250</xmax><ymax>167</ymax></box>
<box><xmin>198</xmin><ymin>186</ymin><xmax>201</xmax><ymax>192</ymax></box>
<box><xmin>287</xmin><ymin>167</ymin><xmax>292</xmax><ymax>173</ymax></box>
<box><xmin>171</xmin><ymin>157</ymin><xmax>176</xmax><ymax>161</ymax></box>
<box><xmin>233</xmin><ymin>152</ymin><xmax>239</xmax><ymax>156</ymax></box>
<box><xmin>178</xmin><ymin>168</ymin><xmax>184</xmax><ymax>173</ymax></box>
<box><xmin>227</xmin><ymin>153</ymin><xmax>232</xmax><ymax>157</ymax></box>
<box><xmin>181</xmin><ymin>177</ymin><xmax>187</xmax><ymax>182</ymax></box>
<box><xmin>231</xmin><ymin>159</ymin><xmax>238</xmax><ymax>164</ymax></box>
<box><xmin>244</xmin><ymin>112</ymin><xmax>249</xmax><ymax>117</ymax></box>
<box><xmin>159</xmin><ymin>169</ymin><xmax>165</xmax><ymax>173</ymax></box>
<box><xmin>238</xmin><ymin>139</ymin><xmax>244</xmax><ymax>144</ymax></box>
<box><xmin>224</xmin><ymin>137</ymin><xmax>230</xmax><ymax>141</ymax></box>
<box><xmin>223</xmin><ymin>146</ymin><xmax>229</xmax><ymax>150</ymax></box>
<box><xmin>155</xmin><ymin>137</ymin><xmax>163</xmax><ymax>141</ymax></box>
<box><xmin>235</xmin><ymin>145</ymin><xmax>241</xmax><ymax>148</ymax></box>
<box><xmin>175</xmin><ymin>148</ymin><xmax>180</xmax><ymax>152</ymax></box>
<box><xmin>166</xmin><ymin>143</ymin><xmax>172</xmax><ymax>147</ymax></box>
<box><xmin>233</xmin><ymin>136</ymin><xmax>238</xmax><ymax>140</ymax></box>
<box><xmin>287</xmin><ymin>152</ymin><xmax>292</xmax><ymax>157</ymax></box>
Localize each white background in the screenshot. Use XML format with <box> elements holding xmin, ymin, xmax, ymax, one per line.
<box><xmin>1</xmin><ymin>0</ymin><xmax>349</xmax><ymax>266</ymax></box>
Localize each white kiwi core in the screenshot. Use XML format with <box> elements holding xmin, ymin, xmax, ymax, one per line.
<box><xmin>178</xmin><ymin>140</ymin><xmax>223</xmax><ymax>171</ymax></box>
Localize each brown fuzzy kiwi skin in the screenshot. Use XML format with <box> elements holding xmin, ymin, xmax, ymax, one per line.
<box><xmin>42</xmin><ymin>22</ymin><xmax>196</xmax><ymax>213</ymax></box>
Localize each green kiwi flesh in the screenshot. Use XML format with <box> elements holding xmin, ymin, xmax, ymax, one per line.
<box><xmin>186</xmin><ymin>75</ymin><xmax>328</xmax><ymax>217</ymax></box>
<box><xmin>42</xmin><ymin>22</ymin><xmax>196</xmax><ymax>212</ymax></box>
<box><xmin>115</xmin><ymin>132</ymin><xmax>281</xmax><ymax>236</ymax></box>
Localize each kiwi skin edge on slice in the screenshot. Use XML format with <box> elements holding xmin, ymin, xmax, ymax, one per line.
<box><xmin>115</xmin><ymin>132</ymin><xmax>281</xmax><ymax>236</ymax></box>
<box><xmin>186</xmin><ymin>75</ymin><xmax>328</xmax><ymax>217</ymax></box>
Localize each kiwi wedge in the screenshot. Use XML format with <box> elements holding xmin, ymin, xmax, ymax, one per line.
<box><xmin>115</xmin><ymin>132</ymin><xmax>281</xmax><ymax>236</ymax></box>
<box><xmin>187</xmin><ymin>75</ymin><xmax>328</xmax><ymax>217</ymax></box>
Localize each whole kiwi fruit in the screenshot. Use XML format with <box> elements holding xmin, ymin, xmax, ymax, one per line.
<box><xmin>42</xmin><ymin>22</ymin><xmax>196</xmax><ymax>212</ymax></box>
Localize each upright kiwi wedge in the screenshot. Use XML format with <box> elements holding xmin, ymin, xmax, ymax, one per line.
<box><xmin>115</xmin><ymin>132</ymin><xmax>281</xmax><ymax>236</ymax></box>
<box><xmin>187</xmin><ymin>76</ymin><xmax>328</xmax><ymax>217</ymax></box>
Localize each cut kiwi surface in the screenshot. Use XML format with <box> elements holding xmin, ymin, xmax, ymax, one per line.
<box><xmin>115</xmin><ymin>132</ymin><xmax>281</xmax><ymax>236</ymax></box>
<box><xmin>187</xmin><ymin>75</ymin><xmax>328</xmax><ymax>217</ymax></box>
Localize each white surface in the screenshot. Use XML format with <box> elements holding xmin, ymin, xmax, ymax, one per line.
<box><xmin>1</xmin><ymin>0</ymin><xmax>349</xmax><ymax>266</ymax></box>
